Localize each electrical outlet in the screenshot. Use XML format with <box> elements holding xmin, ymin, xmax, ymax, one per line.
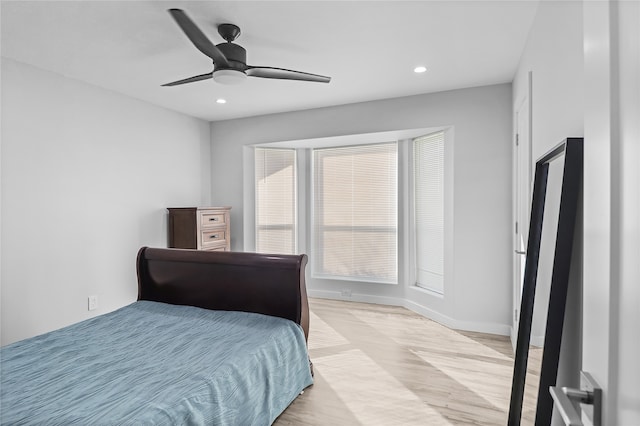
<box><xmin>88</xmin><ymin>295</ymin><xmax>98</xmax><ymax>311</ymax></box>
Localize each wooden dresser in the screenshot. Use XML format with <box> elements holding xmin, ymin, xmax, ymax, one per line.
<box><xmin>167</xmin><ymin>207</ymin><xmax>231</xmax><ymax>251</ymax></box>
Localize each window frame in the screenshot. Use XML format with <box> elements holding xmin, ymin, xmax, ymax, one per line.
<box><xmin>411</xmin><ymin>131</ymin><xmax>445</xmax><ymax>294</ymax></box>
<box><xmin>310</xmin><ymin>142</ymin><xmax>399</xmax><ymax>284</ymax></box>
<box><xmin>254</xmin><ymin>147</ymin><xmax>298</xmax><ymax>255</ymax></box>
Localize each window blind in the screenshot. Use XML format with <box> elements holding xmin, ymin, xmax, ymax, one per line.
<box><xmin>255</xmin><ymin>148</ymin><xmax>297</xmax><ymax>254</ymax></box>
<box><xmin>413</xmin><ymin>132</ymin><xmax>444</xmax><ymax>293</ymax></box>
<box><xmin>313</xmin><ymin>143</ymin><xmax>397</xmax><ymax>283</ymax></box>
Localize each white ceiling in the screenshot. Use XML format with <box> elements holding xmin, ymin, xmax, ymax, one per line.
<box><xmin>1</xmin><ymin>1</ymin><xmax>539</xmax><ymax>122</ymax></box>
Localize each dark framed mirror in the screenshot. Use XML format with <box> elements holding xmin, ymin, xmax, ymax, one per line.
<box><xmin>508</xmin><ymin>137</ymin><xmax>583</xmax><ymax>425</ymax></box>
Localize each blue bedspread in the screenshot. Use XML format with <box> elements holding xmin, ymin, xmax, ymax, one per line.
<box><xmin>0</xmin><ymin>301</ymin><xmax>313</xmax><ymax>425</ymax></box>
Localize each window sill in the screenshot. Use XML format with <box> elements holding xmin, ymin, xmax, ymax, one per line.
<box><xmin>409</xmin><ymin>284</ymin><xmax>444</xmax><ymax>298</ymax></box>
<box><xmin>311</xmin><ymin>273</ymin><xmax>398</xmax><ymax>285</ymax></box>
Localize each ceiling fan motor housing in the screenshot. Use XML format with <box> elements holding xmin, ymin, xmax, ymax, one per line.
<box><xmin>215</xmin><ymin>43</ymin><xmax>246</xmax><ymax>71</ymax></box>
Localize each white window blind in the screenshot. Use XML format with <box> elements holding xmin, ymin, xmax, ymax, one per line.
<box><xmin>255</xmin><ymin>148</ymin><xmax>297</xmax><ymax>254</ymax></box>
<box><xmin>413</xmin><ymin>132</ymin><xmax>444</xmax><ymax>293</ymax></box>
<box><xmin>313</xmin><ymin>143</ymin><xmax>397</xmax><ymax>283</ymax></box>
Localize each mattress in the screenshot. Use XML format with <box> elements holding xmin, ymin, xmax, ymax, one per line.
<box><xmin>0</xmin><ymin>301</ymin><xmax>313</xmax><ymax>425</ymax></box>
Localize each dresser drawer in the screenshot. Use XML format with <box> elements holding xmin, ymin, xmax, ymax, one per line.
<box><xmin>205</xmin><ymin>246</ymin><xmax>227</xmax><ymax>252</ymax></box>
<box><xmin>200</xmin><ymin>212</ymin><xmax>226</xmax><ymax>228</ymax></box>
<box><xmin>201</xmin><ymin>229</ymin><xmax>227</xmax><ymax>248</ymax></box>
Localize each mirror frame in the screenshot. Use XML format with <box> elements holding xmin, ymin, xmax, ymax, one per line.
<box><xmin>507</xmin><ymin>137</ymin><xmax>583</xmax><ymax>425</ymax></box>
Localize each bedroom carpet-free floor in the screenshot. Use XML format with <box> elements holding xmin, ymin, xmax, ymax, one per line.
<box><xmin>274</xmin><ymin>298</ymin><xmax>520</xmax><ymax>426</ymax></box>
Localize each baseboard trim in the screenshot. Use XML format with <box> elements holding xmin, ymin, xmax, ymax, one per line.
<box><xmin>308</xmin><ymin>290</ymin><xmax>511</xmax><ymax>336</ymax></box>
<box><xmin>403</xmin><ymin>299</ymin><xmax>510</xmax><ymax>336</ymax></box>
<box><xmin>530</xmin><ymin>334</ymin><xmax>545</xmax><ymax>348</ymax></box>
<box><xmin>307</xmin><ymin>289</ymin><xmax>404</xmax><ymax>307</ymax></box>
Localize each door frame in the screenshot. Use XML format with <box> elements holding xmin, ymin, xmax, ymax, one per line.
<box><xmin>512</xmin><ymin>71</ymin><xmax>533</xmax><ymax>349</ymax></box>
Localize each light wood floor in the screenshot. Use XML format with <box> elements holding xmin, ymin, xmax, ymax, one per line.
<box><xmin>274</xmin><ymin>298</ymin><xmax>518</xmax><ymax>426</ymax></box>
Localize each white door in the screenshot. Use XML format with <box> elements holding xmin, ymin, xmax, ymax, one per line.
<box><xmin>512</xmin><ymin>84</ymin><xmax>531</xmax><ymax>349</ymax></box>
<box><xmin>582</xmin><ymin>0</ymin><xmax>639</xmax><ymax>424</ymax></box>
<box><xmin>613</xmin><ymin>2</ymin><xmax>640</xmax><ymax>422</ymax></box>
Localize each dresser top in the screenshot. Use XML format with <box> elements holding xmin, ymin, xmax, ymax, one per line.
<box><xmin>167</xmin><ymin>207</ymin><xmax>231</xmax><ymax>211</ymax></box>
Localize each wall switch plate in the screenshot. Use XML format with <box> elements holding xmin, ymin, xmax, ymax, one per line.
<box><xmin>88</xmin><ymin>295</ymin><xmax>98</xmax><ymax>311</ymax></box>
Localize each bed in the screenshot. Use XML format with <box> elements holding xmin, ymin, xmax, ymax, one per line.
<box><xmin>0</xmin><ymin>247</ymin><xmax>313</xmax><ymax>425</ymax></box>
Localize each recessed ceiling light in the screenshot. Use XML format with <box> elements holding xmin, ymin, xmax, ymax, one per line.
<box><xmin>414</xmin><ymin>66</ymin><xmax>428</xmax><ymax>73</ymax></box>
<box><xmin>216</xmin><ymin>98</ymin><xmax>227</xmax><ymax>104</ymax></box>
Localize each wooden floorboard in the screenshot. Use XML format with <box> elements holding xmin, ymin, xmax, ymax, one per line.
<box><xmin>274</xmin><ymin>298</ymin><xmax>524</xmax><ymax>426</ymax></box>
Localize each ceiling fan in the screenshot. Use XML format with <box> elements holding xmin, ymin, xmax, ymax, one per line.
<box><xmin>163</xmin><ymin>9</ymin><xmax>331</xmax><ymax>87</ymax></box>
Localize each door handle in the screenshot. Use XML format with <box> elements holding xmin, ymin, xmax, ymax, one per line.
<box><xmin>549</xmin><ymin>371</ymin><xmax>601</xmax><ymax>426</ymax></box>
<box><xmin>514</xmin><ymin>250</ymin><xmax>526</xmax><ymax>255</ymax></box>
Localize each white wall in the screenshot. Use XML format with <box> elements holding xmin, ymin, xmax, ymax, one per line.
<box><xmin>210</xmin><ymin>84</ymin><xmax>513</xmax><ymax>334</ymax></box>
<box><xmin>511</xmin><ymin>1</ymin><xmax>584</xmax><ymax>422</ymax></box>
<box><xmin>513</xmin><ymin>0</ymin><xmax>584</xmax><ymax>158</ymax></box>
<box><xmin>1</xmin><ymin>59</ymin><xmax>211</xmax><ymax>345</ymax></box>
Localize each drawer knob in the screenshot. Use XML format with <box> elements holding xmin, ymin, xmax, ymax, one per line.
<box><xmin>209</xmin><ymin>218</ymin><xmax>218</xmax><ymax>222</ymax></box>
<box><xmin>210</xmin><ymin>234</ymin><xmax>219</xmax><ymax>239</ymax></box>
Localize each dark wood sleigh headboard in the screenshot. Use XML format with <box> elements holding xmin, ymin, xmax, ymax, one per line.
<box><xmin>136</xmin><ymin>247</ymin><xmax>310</xmax><ymax>341</ymax></box>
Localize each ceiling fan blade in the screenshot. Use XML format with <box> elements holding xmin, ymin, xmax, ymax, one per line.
<box><xmin>168</xmin><ymin>9</ymin><xmax>229</xmax><ymax>67</ymax></box>
<box><xmin>162</xmin><ymin>72</ymin><xmax>213</xmax><ymax>87</ymax></box>
<box><xmin>246</xmin><ymin>66</ymin><xmax>331</xmax><ymax>83</ymax></box>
